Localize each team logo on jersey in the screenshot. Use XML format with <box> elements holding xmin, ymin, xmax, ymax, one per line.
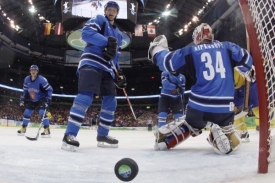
<box><xmin>129</xmin><ymin>3</ymin><xmax>136</xmax><ymax>15</ymax></box>
<box><xmin>30</xmin><ymin>91</ymin><xmax>36</xmax><ymax>99</ymax></box>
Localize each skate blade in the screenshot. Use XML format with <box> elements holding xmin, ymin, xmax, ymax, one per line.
<box><xmin>41</xmin><ymin>135</ymin><xmax>51</xmax><ymax>138</ymax></box>
<box><xmin>97</xmin><ymin>142</ymin><xmax>118</xmax><ymax>148</ymax></box>
<box><xmin>61</xmin><ymin>142</ymin><xmax>78</xmax><ymax>152</ymax></box>
<box><xmin>17</xmin><ymin>133</ymin><xmax>25</xmax><ymax>136</ymax></box>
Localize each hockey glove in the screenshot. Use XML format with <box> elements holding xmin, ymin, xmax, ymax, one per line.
<box><xmin>44</xmin><ymin>97</ymin><xmax>52</xmax><ymax>108</ymax></box>
<box><xmin>148</xmin><ymin>35</ymin><xmax>169</xmax><ymax>63</ymax></box>
<box><xmin>103</xmin><ymin>37</ymin><xmax>117</xmax><ymax>61</ymax></box>
<box><xmin>19</xmin><ymin>96</ymin><xmax>25</xmax><ymax>107</ymax></box>
<box><xmin>115</xmin><ymin>70</ymin><xmax>127</xmax><ymax>89</ymax></box>
<box><xmin>244</xmin><ymin>65</ymin><xmax>256</xmax><ymax>82</ymax></box>
<box><xmin>176</xmin><ymin>87</ymin><xmax>183</xmax><ymax>95</ymax></box>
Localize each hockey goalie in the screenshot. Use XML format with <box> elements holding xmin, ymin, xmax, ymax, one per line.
<box><xmin>154</xmin><ymin>118</ymin><xmax>242</xmax><ymax>154</ymax></box>
<box><xmin>148</xmin><ymin>23</ymin><xmax>254</xmax><ymax>155</ymax></box>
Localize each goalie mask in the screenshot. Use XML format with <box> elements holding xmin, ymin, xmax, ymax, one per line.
<box><xmin>192</xmin><ymin>23</ymin><xmax>214</xmax><ymax>45</ymax></box>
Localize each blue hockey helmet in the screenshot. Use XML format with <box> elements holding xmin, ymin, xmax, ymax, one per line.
<box><xmin>30</xmin><ymin>65</ymin><xmax>39</xmax><ymax>71</ymax></box>
<box><xmin>104</xmin><ymin>1</ymin><xmax>120</xmax><ymax>12</ymax></box>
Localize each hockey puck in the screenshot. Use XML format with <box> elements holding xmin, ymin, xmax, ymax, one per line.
<box><xmin>114</xmin><ymin>158</ymin><xmax>138</xmax><ymax>182</ymax></box>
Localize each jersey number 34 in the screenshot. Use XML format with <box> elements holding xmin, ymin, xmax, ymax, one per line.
<box><xmin>201</xmin><ymin>51</ymin><xmax>225</xmax><ymax>80</ymax></box>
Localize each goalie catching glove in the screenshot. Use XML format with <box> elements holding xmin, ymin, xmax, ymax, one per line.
<box><xmin>148</xmin><ymin>35</ymin><xmax>169</xmax><ymax>63</ymax></box>
<box><xmin>236</xmin><ymin>65</ymin><xmax>255</xmax><ymax>83</ymax></box>
<box><xmin>114</xmin><ymin>70</ymin><xmax>127</xmax><ymax>89</ymax></box>
<box><xmin>103</xmin><ymin>37</ymin><xmax>117</xmax><ymax>61</ymax></box>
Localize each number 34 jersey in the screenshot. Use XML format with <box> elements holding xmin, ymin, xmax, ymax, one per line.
<box><xmin>154</xmin><ymin>41</ymin><xmax>253</xmax><ymax>113</ymax></box>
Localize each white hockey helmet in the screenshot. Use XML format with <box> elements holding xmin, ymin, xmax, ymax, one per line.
<box><xmin>192</xmin><ymin>23</ymin><xmax>214</xmax><ymax>45</ymax></box>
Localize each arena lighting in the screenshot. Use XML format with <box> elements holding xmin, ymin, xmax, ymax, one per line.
<box><xmin>29</xmin><ymin>6</ymin><xmax>36</xmax><ymax>13</ymax></box>
<box><xmin>177</xmin><ymin>0</ymin><xmax>216</xmax><ymax>35</ymax></box>
<box><xmin>0</xmin><ymin>84</ymin><xmax>191</xmax><ymax>99</ymax></box>
<box><xmin>162</xmin><ymin>11</ymin><xmax>170</xmax><ymax>16</ymax></box>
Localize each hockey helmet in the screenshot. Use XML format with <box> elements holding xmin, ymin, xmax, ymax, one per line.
<box><xmin>104</xmin><ymin>1</ymin><xmax>120</xmax><ymax>12</ymax></box>
<box><xmin>30</xmin><ymin>65</ymin><xmax>39</xmax><ymax>71</ymax></box>
<box><xmin>192</xmin><ymin>23</ymin><xmax>214</xmax><ymax>45</ymax></box>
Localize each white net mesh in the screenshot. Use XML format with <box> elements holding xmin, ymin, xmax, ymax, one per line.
<box><xmin>247</xmin><ymin>0</ymin><xmax>275</xmax><ymax>163</ymax></box>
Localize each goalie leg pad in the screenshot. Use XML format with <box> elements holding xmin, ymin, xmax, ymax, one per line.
<box><xmin>154</xmin><ymin>120</ymin><xmax>190</xmax><ymax>150</ymax></box>
<box><xmin>207</xmin><ymin>124</ymin><xmax>232</xmax><ymax>154</ymax></box>
<box><xmin>226</xmin><ymin>128</ymin><xmax>242</xmax><ymax>150</ymax></box>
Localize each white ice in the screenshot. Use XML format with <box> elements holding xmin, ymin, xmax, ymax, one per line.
<box><xmin>0</xmin><ymin>127</ymin><xmax>274</xmax><ymax>183</ymax></box>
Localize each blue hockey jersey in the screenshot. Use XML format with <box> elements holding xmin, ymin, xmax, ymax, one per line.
<box><xmin>160</xmin><ymin>71</ymin><xmax>185</xmax><ymax>98</ymax></box>
<box><xmin>22</xmin><ymin>75</ymin><xmax>53</xmax><ymax>102</ymax></box>
<box><xmin>154</xmin><ymin>41</ymin><xmax>253</xmax><ymax>113</ymax></box>
<box><xmin>79</xmin><ymin>15</ymin><xmax>123</xmax><ymax>78</ymax></box>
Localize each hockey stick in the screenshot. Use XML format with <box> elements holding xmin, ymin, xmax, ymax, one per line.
<box><xmin>234</xmin><ymin>30</ymin><xmax>251</xmax><ymax>120</ymax></box>
<box><xmin>26</xmin><ymin>109</ymin><xmax>47</xmax><ymax>141</ymax></box>
<box><xmin>110</xmin><ymin>61</ymin><xmax>137</xmax><ymax>120</ymax></box>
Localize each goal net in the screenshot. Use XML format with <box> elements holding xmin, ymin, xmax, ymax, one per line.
<box><xmin>239</xmin><ymin>0</ymin><xmax>275</xmax><ymax>173</ymax></box>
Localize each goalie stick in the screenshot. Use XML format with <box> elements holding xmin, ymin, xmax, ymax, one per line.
<box><xmin>26</xmin><ymin>109</ymin><xmax>47</xmax><ymax>141</ymax></box>
<box><xmin>234</xmin><ymin>31</ymin><xmax>251</xmax><ymax>120</ymax></box>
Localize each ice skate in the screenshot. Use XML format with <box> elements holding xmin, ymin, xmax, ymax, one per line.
<box><xmin>240</xmin><ymin>130</ymin><xmax>250</xmax><ymax>143</ymax></box>
<box><xmin>17</xmin><ymin>126</ymin><xmax>26</xmax><ymax>136</ymax></box>
<box><xmin>41</xmin><ymin>127</ymin><xmax>51</xmax><ymax>138</ymax></box>
<box><xmin>61</xmin><ymin>134</ymin><xmax>79</xmax><ymax>152</ymax></box>
<box><xmin>97</xmin><ymin>135</ymin><xmax>118</xmax><ymax>148</ymax></box>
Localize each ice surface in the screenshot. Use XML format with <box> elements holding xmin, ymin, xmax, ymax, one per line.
<box><xmin>0</xmin><ymin>127</ymin><xmax>274</xmax><ymax>183</ymax></box>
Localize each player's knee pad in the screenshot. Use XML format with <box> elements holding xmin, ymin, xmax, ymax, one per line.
<box><xmin>154</xmin><ymin>120</ymin><xmax>190</xmax><ymax>150</ymax></box>
<box><xmin>23</xmin><ymin>109</ymin><xmax>33</xmax><ymax>119</ymax></box>
<box><xmin>207</xmin><ymin>124</ymin><xmax>241</xmax><ymax>154</ymax></box>
<box><xmin>38</xmin><ymin>109</ymin><xmax>48</xmax><ymax>118</ymax></box>
<box><xmin>101</xmin><ymin>96</ymin><xmax>117</xmax><ymax>111</ymax></box>
<box><xmin>158</xmin><ymin>112</ymin><xmax>167</xmax><ymax>126</ymax></box>
<box><xmin>74</xmin><ymin>92</ymin><xmax>94</xmax><ymax>112</ymax></box>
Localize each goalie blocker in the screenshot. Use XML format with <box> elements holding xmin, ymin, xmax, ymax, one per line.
<box><xmin>155</xmin><ymin>119</ymin><xmax>242</xmax><ymax>154</ymax></box>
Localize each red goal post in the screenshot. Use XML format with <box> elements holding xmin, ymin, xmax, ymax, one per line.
<box><xmin>238</xmin><ymin>0</ymin><xmax>275</xmax><ymax>173</ymax></box>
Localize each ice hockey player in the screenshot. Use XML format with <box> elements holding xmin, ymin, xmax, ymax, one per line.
<box><xmin>157</xmin><ymin>71</ymin><xmax>185</xmax><ymax>128</ymax></box>
<box><xmin>17</xmin><ymin>65</ymin><xmax>53</xmax><ymax>138</ymax></box>
<box><xmin>148</xmin><ymin>23</ymin><xmax>254</xmax><ymax>154</ymax></box>
<box><xmin>61</xmin><ymin>1</ymin><xmax>126</xmax><ymax>151</ymax></box>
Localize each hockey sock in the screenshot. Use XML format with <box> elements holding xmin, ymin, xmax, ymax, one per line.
<box><xmin>158</xmin><ymin>112</ymin><xmax>167</xmax><ymax>128</ymax></box>
<box><xmin>65</xmin><ymin>92</ymin><xmax>93</xmax><ymax>136</ymax></box>
<box><xmin>97</xmin><ymin>96</ymin><xmax>116</xmax><ymax>136</ymax></box>
<box><xmin>158</xmin><ymin>122</ymin><xmax>166</xmax><ymax>128</ymax></box>
<box><xmin>234</xmin><ymin>117</ymin><xmax>247</xmax><ymax>131</ymax></box>
<box><xmin>22</xmin><ymin>118</ymin><xmax>30</xmax><ymax>127</ymax></box>
<box><xmin>22</xmin><ymin>109</ymin><xmax>33</xmax><ymax>126</ymax></box>
<box><xmin>252</xmin><ymin>107</ymin><xmax>259</xmax><ymax>126</ymax></box>
<box><xmin>39</xmin><ymin>109</ymin><xmax>49</xmax><ymax>127</ymax></box>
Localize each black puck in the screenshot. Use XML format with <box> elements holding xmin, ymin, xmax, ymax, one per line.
<box><xmin>114</xmin><ymin>158</ymin><xmax>139</xmax><ymax>182</ymax></box>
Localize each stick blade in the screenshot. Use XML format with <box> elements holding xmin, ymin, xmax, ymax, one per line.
<box><xmin>26</xmin><ymin>136</ymin><xmax>39</xmax><ymax>141</ymax></box>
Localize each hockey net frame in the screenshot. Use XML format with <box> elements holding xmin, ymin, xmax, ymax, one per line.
<box><xmin>238</xmin><ymin>0</ymin><xmax>275</xmax><ymax>173</ymax></box>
